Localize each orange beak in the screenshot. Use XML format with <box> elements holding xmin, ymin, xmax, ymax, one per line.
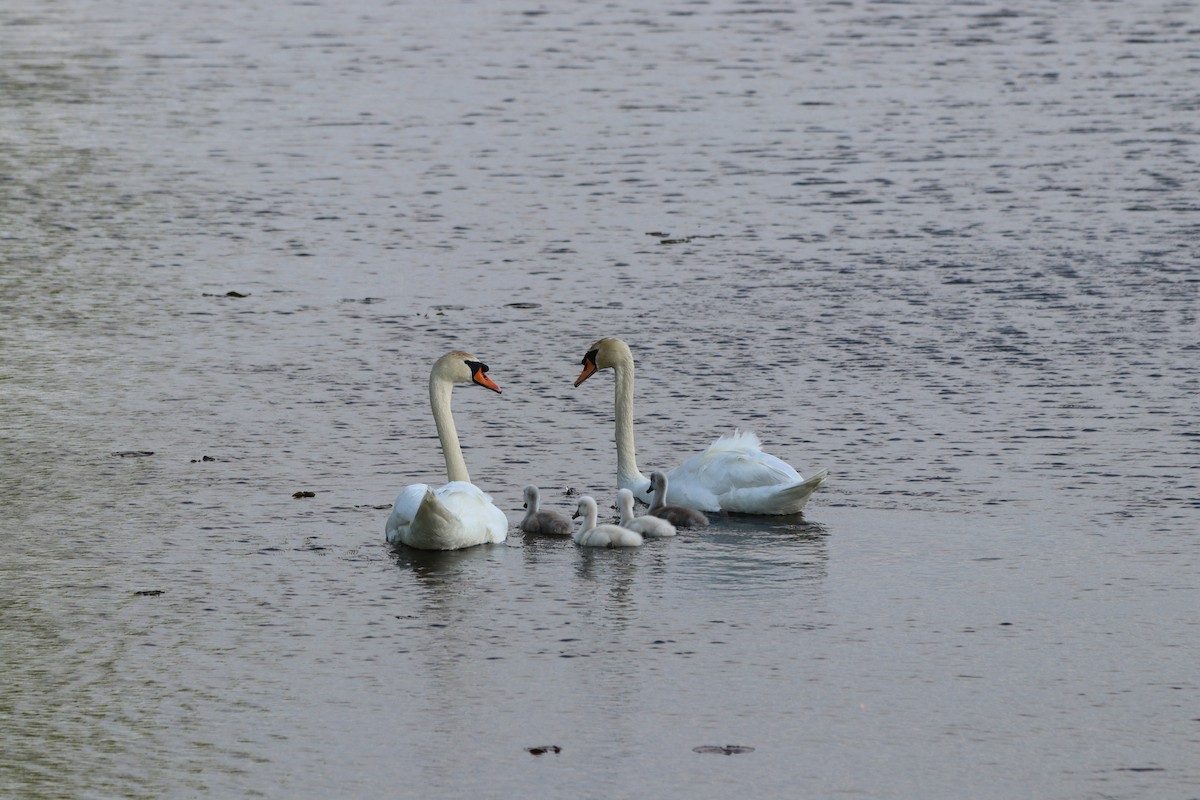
<box><xmin>472</xmin><ymin>368</ymin><xmax>502</xmax><ymax>394</ymax></box>
<box><xmin>574</xmin><ymin>360</ymin><xmax>597</xmax><ymax>388</ymax></box>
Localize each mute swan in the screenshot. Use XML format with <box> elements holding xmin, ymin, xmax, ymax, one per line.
<box><xmin>519</xmin><ymin>484</ymin><xmax>573</xmax><ymax>535</ymax></box>
<box><xmin>572</xmin><ymin>496</ymin><xmax>643</xmax><ymax>548</ymax></box>
<box><xmin>574</xmin><ymin>337</ymin><xmax>827</xmax><ymax>515</ymax></box>
<box><xmin>616</xmin><ymin>488</ymin><xmax>677</xmax><ymax>538</ymax></box>
<box><xmin>384</xmin><ymin>351</ymin><xmax>509</xmax><ymax>550</ymax></box>
<box><xmin>647</xmin><ymin>472</ymin><xmax>709</xmax><ymax>529</ymax></box>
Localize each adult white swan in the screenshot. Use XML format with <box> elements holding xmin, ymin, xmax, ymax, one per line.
<box><xmin>385</xmin><ymin>351</ymin><xmax>509</xmax><ymax>550</ymax></box>
<box><xmin>574</xmin><ymin>337</ymin><xmax>827</xmax><ymax>515</ymax></box>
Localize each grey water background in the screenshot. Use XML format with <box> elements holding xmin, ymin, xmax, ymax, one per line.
<box><xmin>2</xmin><ymin>0</ymin><xmax>1198</xmax><ymax>797</ymax></box>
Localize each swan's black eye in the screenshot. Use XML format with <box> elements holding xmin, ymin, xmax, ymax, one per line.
<box><xmin>582</xmin><ymin>349</ymin><xmax>598</xmax><ymax>367</ymax></box>
<box><xmin>465</xmin><ymin>359</ymin><xmax>488</xmax><ymax>374</ymax></box>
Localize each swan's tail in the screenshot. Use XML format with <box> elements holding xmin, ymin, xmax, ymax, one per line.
<box><xmin>405</xmin><ymin>489</ymin><xmax>464</xmax><ymax>549</ymax></box>
<box><xmin>722</xmin><ymin>469</ymin><xmax>828</xmax><ymax>515</ymax></box>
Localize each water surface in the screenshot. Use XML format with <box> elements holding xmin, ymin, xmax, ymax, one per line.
<box><xmin>2</xmin><ymin>1</ymin><xmax>1197</xmax><ymax>798</ymax></box>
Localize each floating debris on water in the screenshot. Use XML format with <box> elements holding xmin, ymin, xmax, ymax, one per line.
<box><xmin>693</xmin><ymin>745</ymin><xmax>755</xmax><ymax>755</ymax></box>
<box><xmin>293</xmin><ymin>491</ymin><xmax>316</xmax><ymax>499</ymax></box>
<box><xmin>134</xmin><ymin>589</ymin><xmax>164</xmax><ymax>596</ymax></box>
<box><xmin>191</xmin><ymin>455</ymin><xmax>217</xmax><ymax>463</ymax></box>
<box><xmin>526</xmin><ymin>745</ymin><xmax>561</xmax><ymax>756</ymax></box>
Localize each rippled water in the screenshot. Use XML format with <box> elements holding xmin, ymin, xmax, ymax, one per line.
<box><xmin>3</xmin><ymin>0</ymin><xmax>1198</xmax><ymax>797</ymax></box>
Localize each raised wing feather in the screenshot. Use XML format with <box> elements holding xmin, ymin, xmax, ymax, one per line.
<box><xmin>666</xmin><ymin>430</ymin><xmax>803</xmax><ymax>510</ymax></box>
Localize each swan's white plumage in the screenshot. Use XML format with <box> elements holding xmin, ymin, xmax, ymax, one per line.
<box><xmin>572</xmin><ymin>496</ymin><xmax>643</xmax><ymax>548</ymax></box>
<box><xmin>384</xmin><ymin>350</ymin><xmax>508</xmax><ymax>550</ymax></box>
<box><xmin>662</xmin><ymin>430</ymin><xmax>828</xmax><ymax>514</ymax></box>
<box><xmin>616</xmin><ymin>488</ymin><xmax>676</xmax><ymax>538</ymax></box>
<box><xmin>386</xmin><ymin>482</ymin><xmax>508</xmax><ymax>549</ymax></box>
<box><xmin>576</xmin><ymin>337</ymin><xmax>827</xmax><ymax>515</ymax></box>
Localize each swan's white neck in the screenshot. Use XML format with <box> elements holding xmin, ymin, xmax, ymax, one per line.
<box><xmin>611</xmin><ymin>358</ymin><xmax>648</xmax><ymax>490</ymax></box>
<box><xmin>430</xmin><ymin>372</ymin><xmax>470</xmax><ymax>483</ymax></box>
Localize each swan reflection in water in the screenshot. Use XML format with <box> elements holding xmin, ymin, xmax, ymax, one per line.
<box><xmin>670</xmin><ymin>514</ymin><xmax>830</xmax><ymax>597</ymax></box>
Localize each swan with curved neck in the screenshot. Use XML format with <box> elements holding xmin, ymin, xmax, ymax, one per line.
<box><xmin>574</xmin><ymin>337</ymin><xmax>827</xmax><ymax>515</ymax></box>
<box><xmin>519</xmin><ymin>484</ymin><xmax>572</xmax><ymax>535</ymax></box>
<box><xmin>385</xmin><ymin>351</ymin><xmax>508</xmax><ymax>550</ymax></box>
<box><xmin>572</xmin><ymin>496</ymin><xmax>643</xmax><ymax>548</ymax></box>
<box><xmin>617</xmin><ymin>488</ymin><xmax>677</xmax><ymax>538</ymax></box>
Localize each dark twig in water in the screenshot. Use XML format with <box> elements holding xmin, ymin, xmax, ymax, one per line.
<box><xmin>693</xmin><ymin>745</ymin><xmax>755</xmax><ymax>755</ymax></box>
<box><xmin>526</xmin><ymin>745</ymin><xmax>562</xmax><ymax>756</ymax></box>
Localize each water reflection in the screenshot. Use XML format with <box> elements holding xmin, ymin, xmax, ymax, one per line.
<box><xmin>672</xmin><ymin>516</ymin><xmax>830</xmax><ymax>597</ymax></box>
<box><xmin>386</xmin><ymin>539</ymin><xmax>507</xmax><ymax>585</ymax></box>
<box><xmin>573</xmin><ymin>546</ymin><xmax>642</xmax><ymax>596</ymax></box>
<box><xmin>383</xmin><ymin>542</ymin><xmax>520</xmax><ymax>637</ymax></box>
<box><xmin>387</xmin><ymin>513</ymin><xmax>830</xmax><ymax>607</ymax></box>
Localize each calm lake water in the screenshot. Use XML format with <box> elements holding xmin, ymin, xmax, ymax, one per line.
<box><xmin>2</xmin><ymin>0</ymin><xmax>1198</xmax><ymax>797</ymax></box>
